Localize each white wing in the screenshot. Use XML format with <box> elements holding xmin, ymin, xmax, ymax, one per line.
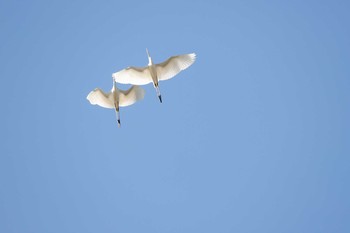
<box><xmin>119</xmin><ymin>85</ymin><xmax>145</xmax><ymax>107</ymax></box>
<box><xmin>86</xmin><ymin>88</ymin><xmax>114</xmax><ymax>109</ymax></box>
<box><xmin>112</xmin><ymin>66</ymin><xmax>152</xmax><ymax>85</ymax></box>
<box><xmin>156</xmin><ymin>53</ymin><xmax>196</xmax><ymax>81</ymax></box>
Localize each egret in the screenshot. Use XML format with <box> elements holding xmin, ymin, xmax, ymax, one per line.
<box><xmin>87</xmin><ymin>78</ymin><xmax>145</xmax><ymax>127</ymax></box>
<box><xmin>112</xmin><ymin>49</ymin><xmax>196</xmax><ymax>103</ymax></box>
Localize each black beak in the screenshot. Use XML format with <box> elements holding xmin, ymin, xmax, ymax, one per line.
<box><xmin>158</xmin><ymin>95</ymin><xmax>162</xmax><ymax>103</ymax></box>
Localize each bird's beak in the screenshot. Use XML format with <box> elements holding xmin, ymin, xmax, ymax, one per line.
<box><xmin>146</xmin><ymin>48</ymin><xmax>150</xmax><ymax>58</ymax></box>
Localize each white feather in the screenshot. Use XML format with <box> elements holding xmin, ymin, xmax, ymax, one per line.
<box><xmin>86</xmin><ymin>88</ymin><xmax>114</xmax><ymax>109</ymax></box>
<box><xmin>112</xmin><ymin>66</ymin><xmax>152</xmax><ymax>85</ymax></box>
<box><xmin>156</xmin><ymin>53</ymin><xmax>196</xmax><ymax>81</ymax></box>
<box><xmin>119</xmin><ymin>85</ymin><xmax>146</xmax><ymax>107</ymax></box>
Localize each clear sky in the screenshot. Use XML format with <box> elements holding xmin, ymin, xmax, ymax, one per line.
<box><xmin>1</xmin><ymin>0</ymin><xmax>349</xmax><ymax>232</ymax></box>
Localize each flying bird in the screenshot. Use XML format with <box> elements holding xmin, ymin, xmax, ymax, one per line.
<box><xmin>112</xmin><ymin>49</ymin><xmax>196</xmax><ymax>103</ymax></box>
<box><xmin>87</xmin><ymin>78</ymin><xmax>145</xmax><ymax>127</ymax></box>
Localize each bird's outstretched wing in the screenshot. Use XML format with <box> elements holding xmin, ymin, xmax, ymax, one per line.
<box><xmin>119</xmin><ymin>85</ymin><xmax>145</xmax><ymax>107</ymax></box>
<box><xmin>113</xmin><ymin>66</ymin><xmax>152</xmax><ymax>85</ymax></box>
<box><xmin>156</xmin><ymin>53</ymin><xmax>196</xmax><ymax>81</ymax></box>
<box><xmin>86</xmin><ymin>88</ymin><xmax>114</xmax><ymax>109</ymax></box>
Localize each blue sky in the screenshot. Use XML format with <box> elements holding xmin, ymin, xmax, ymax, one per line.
<box><xmin>1</xmin><ymin>0</ymin><xmax>349</xmax><ymax>232</ymax></box>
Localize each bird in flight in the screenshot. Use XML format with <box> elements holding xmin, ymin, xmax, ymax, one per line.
<box><xmin>87</xmin><ymin>78</ymin><xmax>145</xmax><ymax>127</ymax></box>
<box><xmin>112</xmin><ymin>49</ymin><xmax>196</xmax><ymax>103</ymax></box>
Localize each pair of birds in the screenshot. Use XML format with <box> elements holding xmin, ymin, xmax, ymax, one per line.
<box><xmin>87</xmin><ymin>49</ymin><xmax>196</xmax><ymax>127</ymax></box>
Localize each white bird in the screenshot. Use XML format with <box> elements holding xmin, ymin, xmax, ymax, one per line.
<box><xmin>112</xmin><ymin>49</ymin><xmax>196</xmax><ymax>103</ymax></box>
<box><xmin>87</xmin><ymin>78</ymin><xmax>145</xmax><ymax>127</ymax></box>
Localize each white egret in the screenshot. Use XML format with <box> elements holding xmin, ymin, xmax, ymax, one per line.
<box><xmin>87</xmin><ymin>78</ymin><xmax>145</xmax><ymax>127</ymax></box>
<box><xmin>112</xmin><ymin>49</ymin><xmax>196</xmax><ymax>103</ymax></box>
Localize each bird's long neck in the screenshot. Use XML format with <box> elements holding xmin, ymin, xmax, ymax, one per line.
<box><xmin>112</xmin><ymin>80</ymin><xmax>119</xmax><ymax>105</ymax></box>
<box><xmin>112</xmin><ymin>78</ymin><xmax>117</xmax><ymax>94</ymax></box>
<box><xmin>146</xmin><ymin>48</ymin><xmax>153</xmax><ymax>66</ymax></box>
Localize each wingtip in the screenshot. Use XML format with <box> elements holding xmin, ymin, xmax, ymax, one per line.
<box><xmin>86</xmin><ymin>91</ymin><xmax>93</xmax><ymax>101</ymax></box>
<box><xmin>141</xmin><ymin>88</ymin><xmax>146</xmax><ymax>99</ymax></box>
<box><xmin>186</xmin><ymin>53</ymin><xmax>196</xmax><ymax>63</ymax></box>
<box><xmin>136</xmin><ymin>85</ymin><xmax>146</xmax><ymax>100</ymax></box>
<box><xmin>134</xmin><ymin>85</ymin><xmax>145</xmax><ymax>94</ymax></box>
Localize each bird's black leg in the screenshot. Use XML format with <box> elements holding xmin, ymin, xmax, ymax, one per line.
<box><xmin>115</xmin><ymin>103</ymin><xmax>121</xmax><ymax>127</ymax></box>
<box><xmin>155</xmin><ymin>83</ymin><xmax>162</xmax><ymax>103</ymax></box>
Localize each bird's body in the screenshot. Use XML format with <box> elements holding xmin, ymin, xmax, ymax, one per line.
<box><xmin>112</xmin><ymin>49</ymin><xmax>196</xmax><ymax>103</ymax></box>
<box><xmin>87</xmin><ymin>80</ymin><xmax>145</xmax><ymax>127</ymax></box>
